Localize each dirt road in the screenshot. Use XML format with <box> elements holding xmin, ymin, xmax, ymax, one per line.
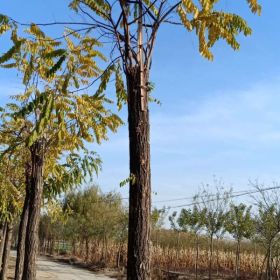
<box><xmin>9</xmin><ymin>252</ymin><xmax>116</xmax><ymax>280</ymax></box>
<box><xmin>35</xmin><ymin>256</ymin><xmax>115</xmax><ymax>280</ymax></box>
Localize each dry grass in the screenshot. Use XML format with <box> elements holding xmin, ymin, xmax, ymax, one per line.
<box><xmin>50</xmin><ymin>240</ymin><xmax>264</xmax><ymax>279</ymax></box>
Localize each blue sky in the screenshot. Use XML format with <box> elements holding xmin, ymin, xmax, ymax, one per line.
<box><xmin>0</xmin><ymin>0</ymin><xmax>279</xmax><ymax>209</ymax></box>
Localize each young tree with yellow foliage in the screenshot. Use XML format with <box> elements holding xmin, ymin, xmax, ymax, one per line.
<box><xmin>0</xmin><ymin>152</ymin><xmax>25</xmax><ymax>280</ymax></box>
<box><xmin>0</xmin><ymin>22</ymin><xmax>123</xmax><ymax>280</ymax></box>
<box><xmin>0</xmin><ymin>114</ymin><xmax>105</xmax><ymax>280</ymax></box>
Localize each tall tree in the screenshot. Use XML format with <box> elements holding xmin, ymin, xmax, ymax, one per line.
<box><xmin>1</xmin><ymin>0</ymin><xmax>261</xmax><ymax>277</ymax></box>
<box><xmin>0</xmin><ymin>23</ymin><xmax>122</xmax><ymax>280</ymax></box>
<box><xmin>0</xmin><ymin>153</ymin><xmax>25</xmax><ymax>280</ymax></box>
<box><xmin>254</xmin><ymin>185</ymin><xmax>280</xmax><ymax>280</ymax></box>
<box><xmin>225</xmin><ymin>203</ymin><xmax>255</xmax><ymax>280</ymax></box>
<box><xmin>151</xmin><ymin>207</ymin><xmax>168</xmax><ymax>249</ymax></box>
<box><xmin>62</xmin><ymin>186</ymin><xmax>126</xmax><ymax>263</ymax></box>
<box><xmin>177</xmin><ymin>205</ymin><xmax>204</xmax><ymax>280</ymax></box>
<box><xmin>195</xmin><ymin>184</ymin><xmax>231</xmax><ymax>280</ymax></box>
<box><xmin>0</xmin><ymin>116</ymin><xmax>33</xmax><ymax>280</ymax></box>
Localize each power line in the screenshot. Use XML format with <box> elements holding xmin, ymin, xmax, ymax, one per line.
<box><xmin>70</xmin><ymin>185</ymin><xmax>280</xmax><ymax>208</ymax></box>
<box><xmin>153</xmin><ymin>189</ymin><xmax>249</xmax><ymax>204</ymax></box>
<box><xmin>118</xmin><ymin>189</ymin><xmax>247</xmax><ymax>204</ymax></box>
<box><xmin>166</xmin><ymin>185</ymin><xmax>280</xmax><ymax>209</ymax></box>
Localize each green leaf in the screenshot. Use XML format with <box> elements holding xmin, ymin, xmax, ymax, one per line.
<box><xmin>46</xmin><ymin>55</ymin><xmax>66</xmax><ymax>78</ymax></box>
<box><xmin>95</xmin><ymin>64</ymin><xmax>114</xmax><ymax>96</ymax></box>
<box><xmin>0</xmin><ymin>41</ymin><xmax>21</xmax><ymax>64</ymax></box>
<box><xmin>43</xmin><ymin>49</ymin><xmax>67</xmax><ymax>59</ymax></box>
<box><xmin>115</xmin><ymin>64</ymin><xmax>127</xmax><ymax>110</ymax></box>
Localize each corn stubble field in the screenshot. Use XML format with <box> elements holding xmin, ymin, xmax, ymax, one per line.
<box><xmin>39</xmin><ymin>231</ymin><xmax>265</xmax><ymax>280</ymax></box>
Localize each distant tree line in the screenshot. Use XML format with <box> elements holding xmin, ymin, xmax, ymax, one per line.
<box><xmin>22</xmin><ymin>182</ymin><xmax>280</xmax><ymax>280</ymax></box>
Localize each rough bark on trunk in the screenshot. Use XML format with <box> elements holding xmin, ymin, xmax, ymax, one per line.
<box><xmin>15</xmin><ymin>163</ymin><xmax>31</xmax><ymax>280</ymax></box>
<box><xmin>0</xmin><ymin>223</ymin><xmax>7</xmax><ymax>270</ymax></box>
<box><xmin>0</xmin><ymin>223</ymin><xmax>13</xmax><ymax>280</ymax></box>
<box><xmin>126</xmin><ymin>66</ymin><xmax>151</xmax><ymax>280</ymax></box>
<box><xmin>22</xmin><ymin>140</ymin><xmax>45</xmax><ymax>280</ymax></box>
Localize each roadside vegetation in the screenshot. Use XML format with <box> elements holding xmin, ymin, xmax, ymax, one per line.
<box><xmin>20</xmin><ymin>184</ymin><xmax>280</xmax><ymax>280</ymax></box>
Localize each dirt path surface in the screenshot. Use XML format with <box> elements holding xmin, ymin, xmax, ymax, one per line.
<box><xmin>35</xmin><ymin>256</ymin><xmax>115</xmax><ymax>280</ymax></box>
<box><xmin>8</xmin><ymin>252</ymin><xmax>115</xmax><ymax>280</ymax></box>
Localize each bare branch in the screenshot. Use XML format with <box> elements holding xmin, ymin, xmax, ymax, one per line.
<box><xmin>69</xmin><ymin>55</ymin><xmax>122</xmax><ymax>94</ymax></box>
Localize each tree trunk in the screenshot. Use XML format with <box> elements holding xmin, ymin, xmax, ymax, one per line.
<box><xmin>0</xmin><ymin>223</ymin><xmax>13</xmax><ymax>280</ymax></box>
<box><xmin>195</xmin><ymin>234</ymin><xmax>199</xmax><ymax>280</ymax></box>
<box><xmin>126</xmin><ymin>66</ymin><xmax>151</xmax><ymax>280</ymax></box>
<box><xmin>266</xmin><ymin>242</ymin><xmax>272</xmax><ymax>280</ymax></box>
<box><xmin>85</xmin><ymin>238</ymin><xmax>89</xmax><ymax>262</ymax></box>
<box><xmin>175</xmin><ymin>232</ymin><xmax>180</xmax><ymax>269</ymax></box>
<box><xmin>104</xmin><ymin>235</ymin><xmax>108</xmax><ymax>265</ymax></box>
<box><xmin>216</xmin><ymin>239</ymin><xmax>219</xmax><ymax>276</ymax></box>
<box><xmin>254</xmin><ymin>243</ymin><xmax>259</xmax><ymax>279</ymax></box>
<box><xmin>0</xmin><ymin>223</ymin><xmax>7</xmax><ymax>270</ymax></box>
<box><xmin>235</xmin><ymin>240</ymin><xmax>241</xmax><ymax>280</ymax></box>
<box><xmin>209</xmin><ymin>234</ymin><xmax>214</xmax><ymax>280</ymax></box>
<box><xmin>117</xmin><ymin>242</ymin><xmax>122</xmax><ymax>268</ymax></box>
<box><xmin>50</xmin><ymin>239</ymin><xmax>54</xmax><ymax>255</ymax></box>
<box><xmin>15</xmin><ymin>163</ymin><xmax>31</xmax><ymax>280</ymax></box>
<box><xmin>72</xmin><ymin>240</ymin><xmax>76</xmax><ymax>256</ymax></box>
<box><xmin>0</xmin><ymin>225</ymin><xmax>4</xmax><ymax>254</ymax></box>
<box><xmin>22</xmin><ymin>139</ymin><xmax>45</xmax><ymax>280</ymax></box>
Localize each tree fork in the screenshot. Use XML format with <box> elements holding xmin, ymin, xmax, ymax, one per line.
<box><xmin>127</xmin><ymin>66</ymin><xmax>151</xmax><ymax>280</ymax></box>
